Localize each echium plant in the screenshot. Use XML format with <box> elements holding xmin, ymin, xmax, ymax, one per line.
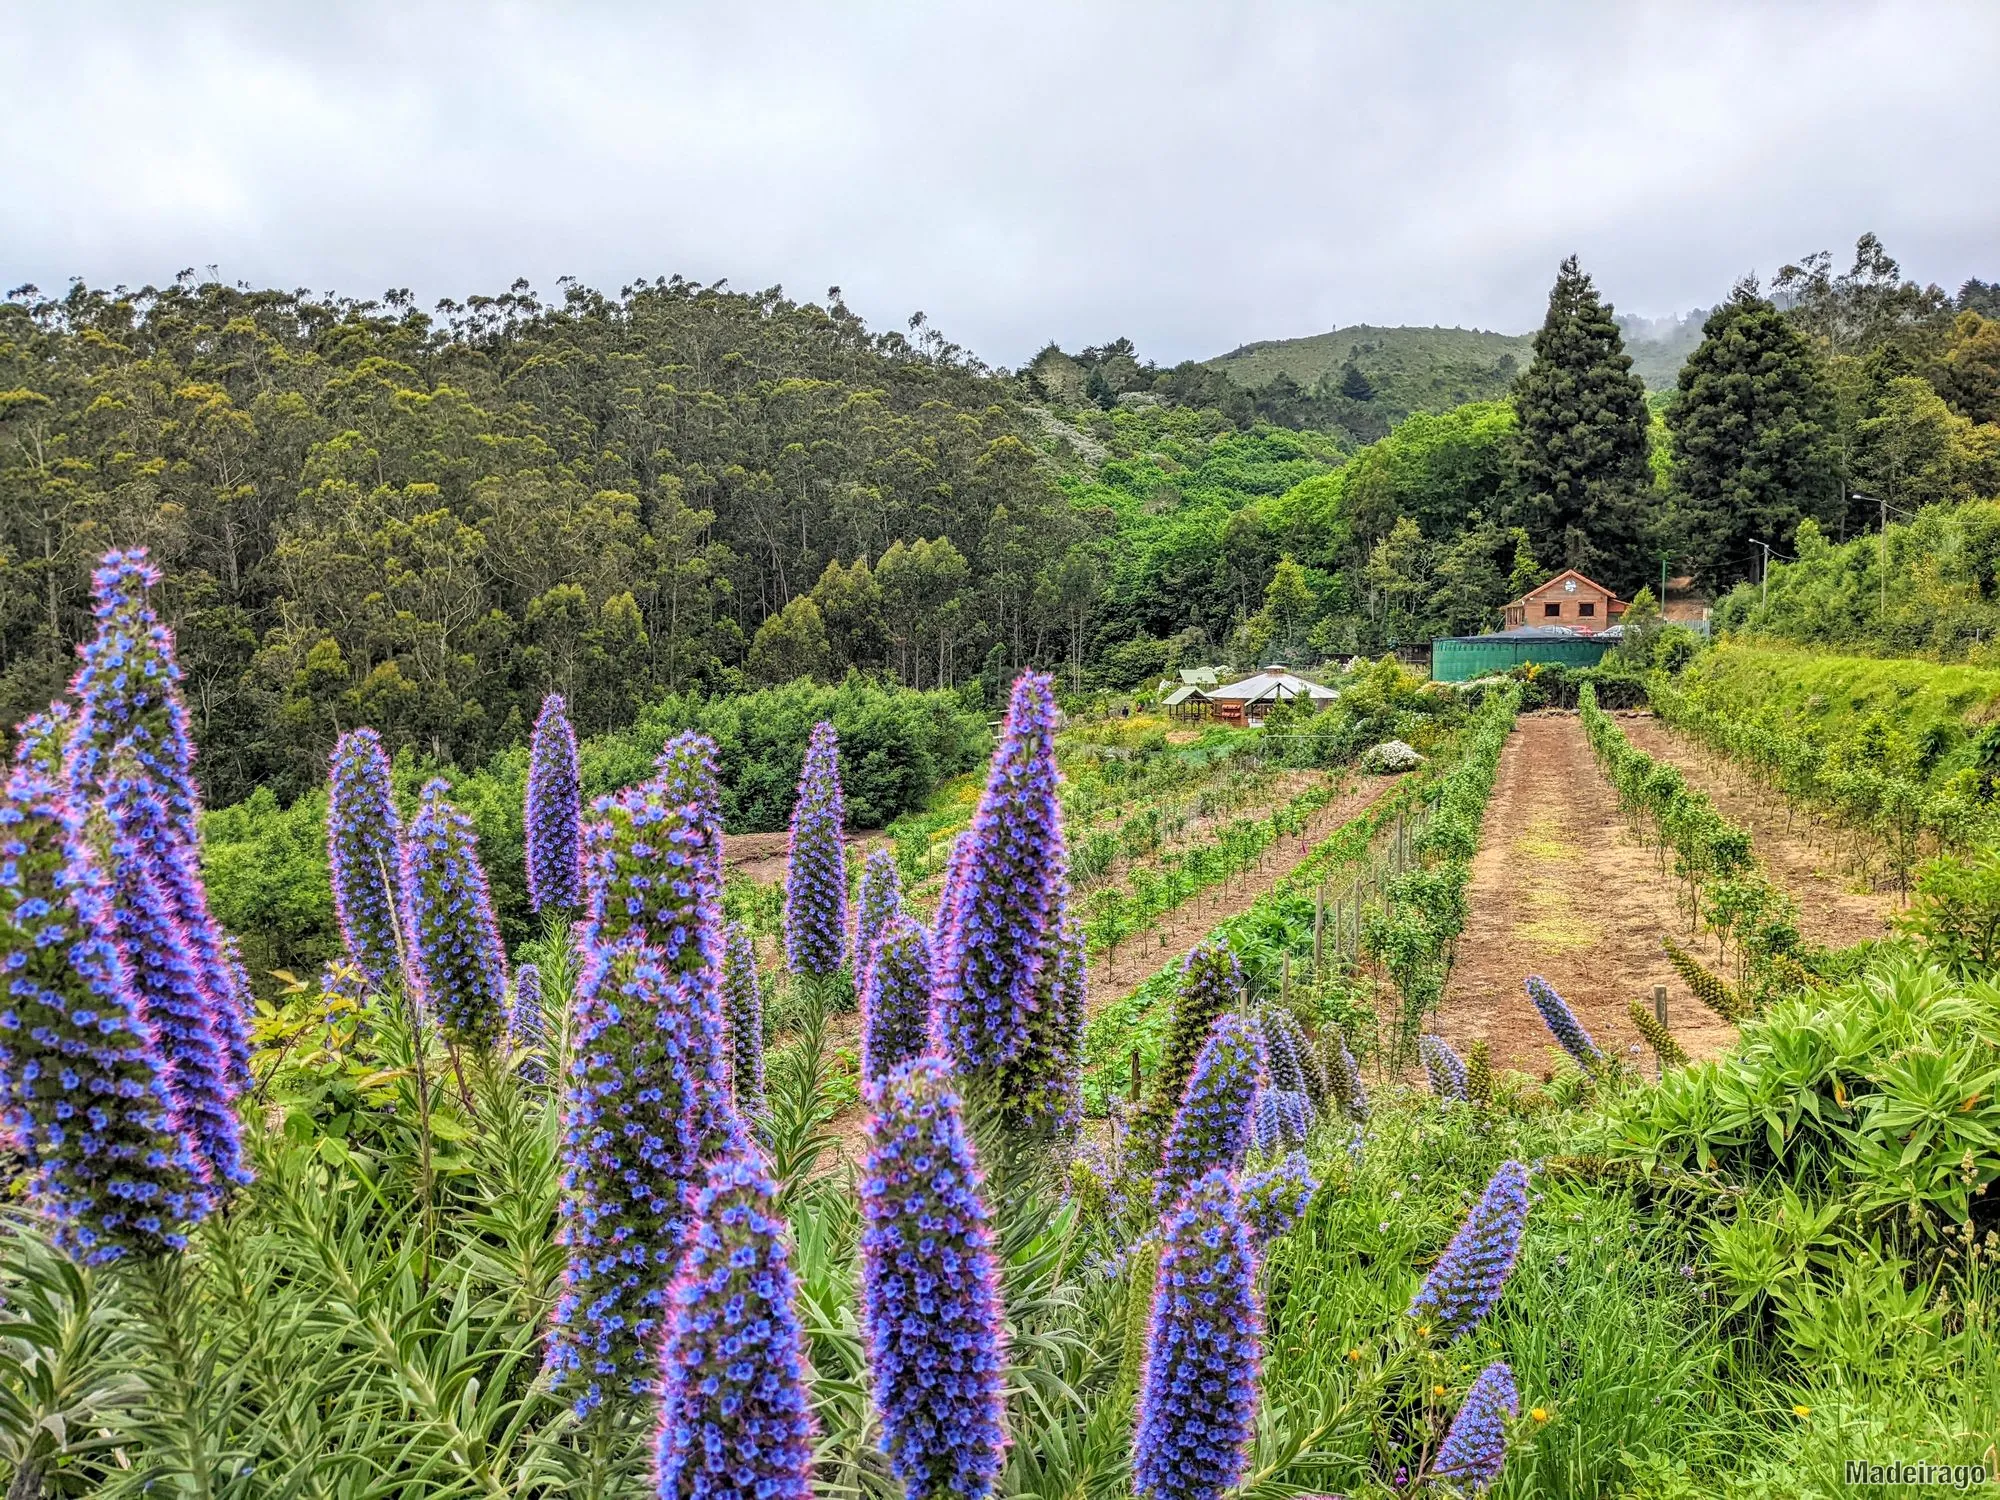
<box><xmin>783</xmin><ymin>720</ymin><xmax>847</xmax><ymax>979</ymax></box>
<box><xmin>1433</xmin><ymin>1361</ymin><xmax>1518</xmax><ymax>1494</ymax></box>
<box><xmin>1409</xmin><ymin>1160</ymin><xmax>1531</xmax><ymax>1341</ymax></box>
<box><xmin>1133</xmin><ymin>1168</ymin><xmax>1262</xmax><ymax>1500</ymax></box>
<box><xmin>12</xmin><ymin>701</ymin><xmax>72</xmax><ymax>778</ymax></box>
<box><xmin>66</xmin><ymin>548</ymin><xmax>252</xmax><ymax>1093</ymax></box>
<box><xmin>401</xmin><ymin>778</ymin><xmax>509</xmax><ymax>1047</ymax></box>
<box><xmin>855</xmin><ymin>847</ymin><xmax>903</xmax><ymax>994</ymax></box>
<box><xmin>547</xmin><ymin>948</ymin><xmax>709</xmax><ymax>1415</ymax></box>
<box><xmin>1156</xmin><ymin>1013</ymin><xmax>1267</xmax><ymax>1209</ymax></box>
<box><xmin>1241</xmin><ymin>1151</ymin><xmax>1320</xmax><ymax>1250</ymax></box>
<box><xmin>1327</xmin><ymin>1033</ymin><xmax>1370</xmax><ymax>1123</ymax></box>
<box><xmin>936</xmin><ymin>673</ymin><xmax>1067</xmax><ymax>1073</ymax></box>
<box><xmin>863</xmin><ymin>914</ymin><xmax>935</xmax><ymax>1082</ymax></box>
<box><xmin>1524</xmin><ymin>975</ymin><xmax>1603</xmax><ymax>1074</ymax></box>
<box><xmin>654</xmin><ymin>1137</ymin><xmax>816</xmax><ymax>1500</ymax></box>
<box><xmin>721</xmin><ymin>923</ymin><xmax>765</xmax><ymax>1116</ymax></box>
<box><xmin>1420</xmin><ymin>1033</ymin><xmax>1470</xmax><ymax>1101</ymax></box>
<box><xmin>857</xmin><ymin>1058</ymin><xmax>1008</xmax><ymax>1500</ymax></box>
<box><xmin>0</xmin><ymin>767</ymin><xmax>210</xmax><ymax>1262</ymax></box>
<box><xmin>1251</xmin><ymin>1089</ymin><xmax>1315</xmax><ymax>1154</ymax></box>
<box><xmin>1135</xmin><ymin>940</ymin><xmax>1244</xmax><ymax>1162</ymax></box>
<box><xmin>525</xmin><ymin>693</ymin><xmax>583</xmax><ymax>914</ymax></box>
<box><xmin>98</xmin><ymin>761</ymin><xmax>249</xmax><ymax>1191</ymax></box>
<box><xmin>1257</xmin><ymin>1006</ymin><xmax>1310</xmax><ymax>1097</ymax></box>
<box><xmin>996</xmin><ymin>905</ymin><xmax>1086</xmax><ymax>1135</ymax></box>
<box><xmin>509</xmin><ymin>963</ymin><xmax>544</xmax><ymax>1046</ymax></box>
<box><xmin>327</xmin><ymin>727</ymin><xmax>404</xmax><ymax>989</ymax></box>
<box><xmin>649</xmin><ymin>732</ymin><xmax>730</xmax><ymax>1033</ymax></box>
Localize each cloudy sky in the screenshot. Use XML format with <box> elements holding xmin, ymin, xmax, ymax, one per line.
<box><xmin>9</xmin><ymin>2</ymin><xmax>1999</xmax><ymax>366</ymax></box>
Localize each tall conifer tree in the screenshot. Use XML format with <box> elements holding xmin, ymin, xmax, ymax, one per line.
<box><xmin>1669</xmin><ymin>281</ymin><xmax>1841</xmax><ymax>588</ymax></box>
<box><xmin>1508</xmin><ymin>255</ymin><xmax>1653</xmax><ymax>589</ymax></box>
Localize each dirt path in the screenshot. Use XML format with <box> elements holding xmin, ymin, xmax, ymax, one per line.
<box><xmin>1618</xmin><ymin>715</ymin><xmax>1897</xmax><ymax>949</ymax></box>
<box><xmin>1433</xmin><ymin>713</ymin><xmax>1738</xmax><ymax>1077</ymax></box>
<box><xmin>1083</xmin><ymin>770</ymin><xmax>1400</xmax><ymax>1013</ymax></box>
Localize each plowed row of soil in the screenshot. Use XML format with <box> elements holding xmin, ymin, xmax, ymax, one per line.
<box><xmin>1084</xmin><ymin>769</ymin><xmax>1401</xmax><ymax>1012</ymax></box>
<box><xmin>1432</xmin><ymin>713</ymin><xmax>1739</xmax><ymax>1077</ymax></box>
<box><xmin>1617</xmin><ymin>716</ymin><xmax>1898</xmax><ymax>949</ymax></box>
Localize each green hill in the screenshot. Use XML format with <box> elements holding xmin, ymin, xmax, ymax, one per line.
<box><xmin>1205</xmin><ymin>324</ymin><xmax>1532</xmax><ymax>405</ymax></box>
<box><xmin>1206</xmin><ymin>321</ymin><xmax>1694</xmax><ymax>414</ymax></box>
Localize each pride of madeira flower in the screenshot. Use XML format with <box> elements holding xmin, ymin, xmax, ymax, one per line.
<box><xmin>1155</xmin><ymin>1013</ymin><xmax>1267</xmax><ymax>1209</ymax></box>
<box><xmin>935</xmin><ymin>674</ymin><xmax>1069</xmax><ymax>1076</ymax></box>
<box><xmin>1433</xmin><ymin>1361</ymin><xmax>1519</xmax><ymax>1493</ymax></box>
<box><xmin>1133</xmin><ymin>1168</ymin><xmax>1263</xmax><ymax>1500</ymax></box>
<box><xmin>1409</xmin><ymin>1160</ymin><xmax>1531</xmax><ymax>1341</ymax></box>
<box><xmin>858</xmin><ymin>1057</ymin><xmax>1008</xmax><ymax>1500</ymax></box>
<box><xmin>401</xmin><ymin>778</ymin><xmax>509</xmax><ymax>1047</ymax></box>
<box><xmin>654</xmin><ymin>1137</ymin><xmax>816</xmax><ymax>1500</ymax></box>
<box><xmin>783</xmin><ymin>721</ymin><xmax>848</xmax><ymax>979</ymax></box>
<box><xmin>326</xmin><ymin>728</ymin><xmax>404</xmax><ymax>990</ymax></box>
<box><xmin>525</xmin><ymin>692</ymin><xmax>583</xmax><ymax>914</ymax></box>
<box><xmin>0</xmin><ymin>767</ymin><xmax>211</xmax><ymax>1261</ymax></box>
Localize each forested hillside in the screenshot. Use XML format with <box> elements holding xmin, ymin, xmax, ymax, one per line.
<box><xmin>0</xmin><ymin>276</ymin><xmax>1088</xmax><ymax>801</ymax></box>
<box><xmin>5</xmin><ymin>234</ymin><xmax>1994</xmax><ymax>806</ymax></box>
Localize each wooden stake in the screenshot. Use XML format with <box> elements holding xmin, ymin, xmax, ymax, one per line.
<box><xmin>1129</xmin><ymin>1048</ymin><xmax>1142</xmax><ymax>1104</ymax></box>
<box><xmin>1653</xmin><ymin>983</ymin><xmax>1668</xmax><ymax>1027</ymax></box>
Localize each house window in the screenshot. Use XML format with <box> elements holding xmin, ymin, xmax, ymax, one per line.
<box><xmin>1578</xmin><ymin>602</ymin><xmax>1595</xmax><ymax>618</ymax></box>
<box><xmin>1543</xmin><ymin>602</ymin><xmax>1561</xmax><ymax>617</ymax></box>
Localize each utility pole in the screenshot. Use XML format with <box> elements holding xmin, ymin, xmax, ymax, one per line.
<box><xmin>1752</xmin><ymin>538</ymin><xmax>1772</xmax><ymax>607</ymax></box>
<box><xmin>1853</xmin><ymin>492</ymin><xmax>1885</xmax><ymax>617</ymax></box>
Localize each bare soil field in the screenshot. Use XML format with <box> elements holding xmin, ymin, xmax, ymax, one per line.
<box><xmin>1618</xmin><ymin>715</ymin><xmax>1898</xmax><ymax>949</ymax></box>
<box><xmin>1084</xmin><ymin>770</ymin><xmax>1400</xmax><ymax>1012</ymax></box>
<box><xmin>1432</xmin><ymin>713</ymin><xmax>1738</xmax><ymax>1077</ymax></box>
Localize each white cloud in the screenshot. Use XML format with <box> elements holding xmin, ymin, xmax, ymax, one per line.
<box><xmin>6</xmin><ymin>0</ymin><xmax>1997</xmax><ymax>364</ymax></box>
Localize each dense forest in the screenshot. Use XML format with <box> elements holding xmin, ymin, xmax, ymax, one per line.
<box><xmin>4</xmin><ymin>234</ymin><xmax>1996</xmax><ymax>804</ymax></box>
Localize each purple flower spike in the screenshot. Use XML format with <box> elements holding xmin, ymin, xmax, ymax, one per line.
<box><xmin>652</xmin><ymin>732</ymin><xmax>727</xmax><ymax>910</ymax></box>
<box><xmin>547</xmin><ymin>946</ymin><xmax>708</xmax><ymax>1414</ymax></box>
<box><xmin>401</xmin><ymin>779</ymin><xmax>509</xmax><ymax>1048</ymax></box>
<box><xmin>721</xmin><ymin>923</ymin><xmax>765</xmax><ymax>1116</ymax></box>
<box><xmin>1328</xmin><ymin>1036</ymin><xmax>1370</xmax><ymax>1123</ymax></box>
<box><xmin>936</xmin><ymin>673</ymin><xmax>1067</xmax><ymax>1071</ymax></box>
<box><xmin>1258</xmin><ymin>1006</ymin><xmax>1307</xmax><ymax>1095</ymax></box>
<box><xmin>67</xmin><ymin>550</ymin><xmax>252</xmax><ymax>1095</ymax></box>
<box><xmin>1242</xmin><ymin>1151</ymin><xmax>1320</xmax><ymax>1249</ymax></box>
<box><xmin>98</xmin><ymin>767</ymin><xmax>249</xmax><ymax>1190</ymax></box>
<box><xmin>783</xmin><ymin>721</ymin><xmax>847</xmax><ymax>979</ymax></box>
<box><xmin>582</xmin><ymin>736</ymin><xmax>732</xmax><ymax>1154</ymax></box>
<box><xmin>1525</xmin><ymin>975</ymin><xmax>1603</xmax><ymax>1073</ymax></box>
<box><xmin>584</xmin><ymin>786</ymin><xmax>719</xmax><ymax>983</ymax></box>
<box><xmin>526</xmin><ymin>694</ymin><xmax>583</xmax><ymax>914</ymax></box>
<box><xmin>1409</xmin><ymin>1160</ymin><xmax>1531</xmax><ymax>1341</ymax></box>
<box><xmin>996</xmin><ymin>904</ymin><xmax>1086</xmax><ymax>1135</ymax></box>
<box><xmin>858</xmin><ymin>1057</ymin><xmax>1008</xmax><ymax>1500</ymax></box>
<box><xmin>1156</xmin><ymin>1013</ymin><xmax>1267</xmax><ymax>1209</ymax></box>
<box><xmin>654</xmin><ymin>1150</ymin><xmax>816</xmax><ymax>1500</ymax></box>
<box><xmin>1137</xmin><ymin>940</ymin><xmax>1245</xmax><ymax>1158</ymax></box>
<box><xmin>1133</xmin><ymin>1168</ymin><xmax>1262</xmax><ymax>1500</ymax></box>
<box><xmin>931</xmin><ymin>833</ymin><xmax>970</xmax><ymax>950</ymax></box>
<box><xmin>0</xmin><ymin>767</ymin><xmax>210</xmax><ymax>1262</ymax></box>
<box><xmin>1433</xmin><ymin>1362</ymin><xmax>1518</xmax><ymax>1494</ymax></box>
<box><xmin>1251</xmin><ymin>1088</ymin><xmax>1316</xmax><ymax>1154</ymax></box>
<box><xmin>1420</xmin><ymin>1034</ymin><xmax>1470</xmax><ymax>1101</ymax></box>
<box><xmin>327</xmin><ymin>728</ymin><xmax>404</xmax><ymax>989</ymax></box>
<box><xmin>509</xmin><ymin>963</ymin><xmax>544</xmax><ymax>1045</ymax></box>
<box><xmin>855</xmin><ymin>847</ymin><xmax>903</xmax><ymax>995</ymax></box>
<box><xmin>12</xmin><ymin>702</ymin><xmax>73</xmax><ymax>778</ymax></box>
<box><xmin>862</xmin><ymin>913</ymin><xmax>934</xmax><ymax>1082</ymax></box>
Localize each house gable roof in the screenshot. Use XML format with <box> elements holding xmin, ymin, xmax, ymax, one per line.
<box><xmin>1206</xmin><ymin>670</ymin><xmax>1338</xmax><ymax>704</ymax></box>
<box><xmin>1508</xmin><ymin>568</ymin><xmax>1626</xmax><ymax>609</ymax></box>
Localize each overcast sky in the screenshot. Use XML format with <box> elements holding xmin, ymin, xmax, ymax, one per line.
<box><xmin>9</xmin><ymin>2</ymin><xmax>1999</xmax><ymax>367</ymax></box>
